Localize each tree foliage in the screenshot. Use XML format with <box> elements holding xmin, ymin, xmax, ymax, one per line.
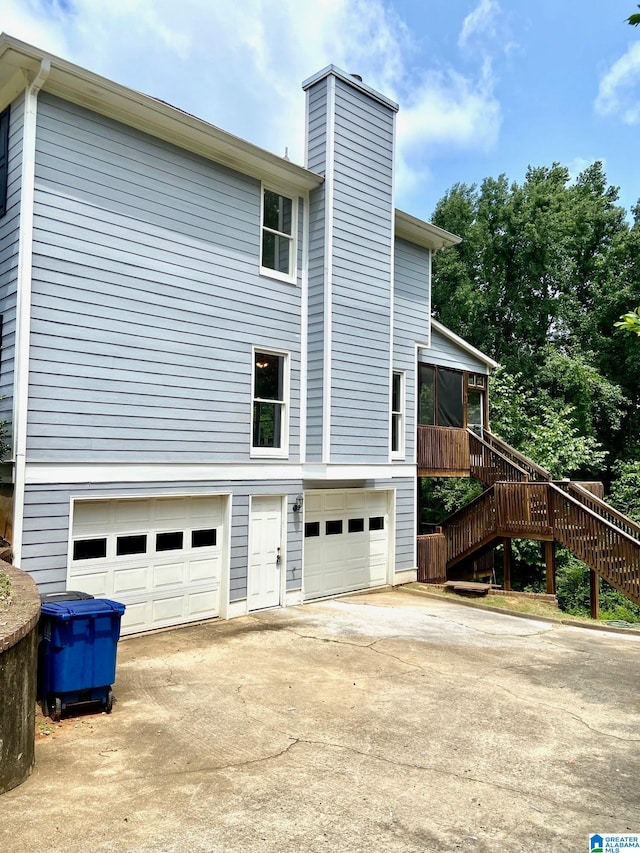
<box><xmin>432</xmin><ymin>161</ymin><xmax>640</xmax><ymax>480</ymax></box>
<box><xmin>431</xmin><ymin>161</ymin><xmax>640</xmax><ymax>617</ymax></box>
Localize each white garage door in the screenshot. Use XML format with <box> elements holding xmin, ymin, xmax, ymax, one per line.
<box><xmin>68</xmin><ymin>495</ymin><xmax>225</xmax><ymax>635</ymax></box>
<box><xmin>303</xmin><ymin>489</ymin><xmax>390</xmax><ymax>600</ymax></box>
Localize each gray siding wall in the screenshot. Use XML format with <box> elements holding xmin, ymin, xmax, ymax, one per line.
<box><xmin>22</xmin><ymin>479</ymin><xmax>304</xmax><ymax>598</ymax></box>
<box><xmin>0</xmin><ymin>95</ymin><xmax>24</xmax><ymax>451</ymax></box>
<box><xmin>306</xmin><ymin>79</ymin><xmax>328</xmax><ymax>461</ymax></box>
<box><xmin>330</xmin><ymin>79</ymin><xmax>394</xmax><ymax>462</ymax></box>
<box><xmin>27</xmin><ymin>94</ymin><xmax>304</xmax><ymax>463</ymax></box>
<box><xmin>421</xmin><ymin>327</ymin><xmax>490</xmax><ymax>373</ymax></box>
<box><xmin>390</xmin><ymin>476</ymin><xmax>416</xmax><ymax>570</ymax></box>
<box><xmin>393</xmin><ymin>239</ymin><xmax>431</xmax><ymax>460</ymax></box>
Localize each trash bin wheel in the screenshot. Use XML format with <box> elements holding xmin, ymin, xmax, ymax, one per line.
<box><xmin>105</xmin><ymin>688</ymin><xmax>113</xmax><ymax>714</ymax></box>
<box><xmin>51</xmin><ymin>697</ymin><xmax>62</xmax><ymax>722</ymax></box>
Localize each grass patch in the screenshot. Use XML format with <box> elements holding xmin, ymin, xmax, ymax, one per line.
<box><xmin>0</xmin><ymin>570</ymin><xmax>11</xmax><ymax>608</ymax></box>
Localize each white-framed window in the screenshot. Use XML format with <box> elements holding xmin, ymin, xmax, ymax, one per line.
<box><xmin>260</xmin><ymin>186</ymin><xmax>296</xmax><ymax>282</ymax></box>
<box><xmin>391</xmin><ymin>370</ymin><xmax>405</xmax><ymax>458</ymax></box>
<box><xmin>252</xmin><ymin>348</ymin><xmax>289</xmax><ymax>457</ymax></box>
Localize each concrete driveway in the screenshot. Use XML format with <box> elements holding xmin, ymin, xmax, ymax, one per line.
<box><xmin>1</xmin><ymin>589</ymin><xmax>639</xmax><ymax>853</ymax></box>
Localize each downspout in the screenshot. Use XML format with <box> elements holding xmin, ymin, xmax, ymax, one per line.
<box><xmin>12</xmin><ymin>58</ymin><xmax>51</xmax><ymax>567</ymax></box>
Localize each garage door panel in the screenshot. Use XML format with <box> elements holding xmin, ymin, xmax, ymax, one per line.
<box><xmin>152</xmin><ymin>595</ymin><xmax>185</xmax><ymax>623</ymax></box>
<box><xmin>70</xmin><ymin>570</ymin><xmax>111</xmax><ymax>597</ymax></box>
<box><xmin>189</xmin><ymin>557</ymin><xmax>220</xmax><ymax>583</ymax></box>
<box><xmin>69</xmin><ymin>495</ymin><xmax>225</xmax><ymax>634</ymax></box>
<box><xmin>304</xmin><ymin>489</ymin><xmax>391</xmax><ymax>601</ymax></box>
<box><xmin>188</xmin><ymin>589</ymin><xmax>219</xmax><ymax>618</ymax></box>
<box><xmin>152</xmin><ymin>562</ymin><xmax>185</xmax><ymax>588</ymax></box>
<box><xmin>113</xmin><ymin>565</ymin><xmax>151</xmax><ymax>595</ymax></box>
<box><xmin>121</xmin><ymin>601</ymin><xmax>148</xmax><ymax>633</ymax></box>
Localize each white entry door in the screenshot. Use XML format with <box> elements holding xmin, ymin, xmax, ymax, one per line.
<box><xmin>248</xmin><ymin>495</ymin><xmax>283</xmax><ymax>611</ymax></box>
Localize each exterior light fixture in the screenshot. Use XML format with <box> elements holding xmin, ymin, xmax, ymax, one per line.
<box><xmin>293</xmin><ymin>494</ymin><xmax>304</xmax><ymax>513</ymax></box>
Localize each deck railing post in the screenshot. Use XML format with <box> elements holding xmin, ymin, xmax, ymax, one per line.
<box><xmin>590</xmin><ymin>569</ymin><xmax>600</xmax><ymax>620</ymax></box>
<box><xmin>502</xmin><ymin>537</ymin><xmax>512</xmax><ymax>591</ymax></box>
<box><xmin>544</xmin><ymin>540</ymin><xmax>556</xmax><ymax>595</ymax></box>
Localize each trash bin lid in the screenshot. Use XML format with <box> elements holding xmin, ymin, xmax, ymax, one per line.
<box><xmin>40</xmin><ymin>590</ymin><xmax>95</xmax><ymax>603</ymax></box>
<box><xmin>41</xmin><ymin>598</ymin><xmax>126</xmax><ymax>620</ymax></box>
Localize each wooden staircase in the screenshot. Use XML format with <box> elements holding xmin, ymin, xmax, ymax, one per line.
<box><xmin>438</xmin><ymin>430</ymin><xmax>640</xmax><ymax>608</ymax></box>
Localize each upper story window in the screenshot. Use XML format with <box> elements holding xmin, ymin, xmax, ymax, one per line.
<box><xmin>252</xmin><ymin>349</ymin><xmax>289</xmax><ymax>456</ymax></box>
<box><xmin>391</xmin><ymin>370</ymin><xmax>405</xmax><ymax>457</ymax></box>
<box><xmin>261</xmin><ymin>187</ymin><xmax>296</xmax><ymax>282</ymax></box>
<box><xmin>0</xmin><ymin>106</ymin><xmax>10</xmax><ymax>219</ymax></box>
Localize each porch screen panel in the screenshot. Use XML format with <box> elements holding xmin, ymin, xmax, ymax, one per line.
<box><xmin>418</xmin><ymin>364</ymin><xmax>435</xmax><ymax>425</ymax></box>
<box><xmin>436</xmin><ymin>369</ymin><xmax>463</xmax><ymax>427</ymax></box>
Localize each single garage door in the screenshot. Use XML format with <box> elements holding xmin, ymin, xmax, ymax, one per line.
<box><xmin>68</xmin><ymin>495</ymin><xmax>225</xmax><ymax>634</ymax></box>
<box><xmin>303</xmin><ymin>489</ymin><xmax>390</xmax><ymax>600</ymax></box>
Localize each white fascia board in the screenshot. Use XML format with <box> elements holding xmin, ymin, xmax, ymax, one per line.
<box><xmin>429</xmin><ymin>318</ymin><xmax>500</xmax><ymax>370</ymax></box>
<box><xmin>0</xmin><ymin>34</ymin><xmax>324</xmax><ymax>194</ymax></box>
<box><xmin>395</xmin><ymin>210</ymin><xmax>461</xmax><ymax>251</ymax></box>
<box><xmin>25</xmin><ymin>462</ymin><xmax>307</xmax><ymax>485</ymax></box>
<box><xmin>25</xmin><ymin>461</ymin><xmax>417</xmax><ymax>485</ymax></box>
<box><xmin>302</xmin><ymin>463</ymin><xmax>416</xmax><ymax>481</ymax></box>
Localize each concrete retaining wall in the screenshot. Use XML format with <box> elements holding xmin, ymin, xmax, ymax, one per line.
<box><xmin>0</xmin><ymin>562</ymin><xmax>40</xmax><ymax>794</ymax></box>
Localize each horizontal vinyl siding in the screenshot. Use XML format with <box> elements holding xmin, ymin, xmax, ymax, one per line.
<box><xmin>21</xmin><ymin>479</ymin><xmax>304</xmax><ymax>598</ymax></box>
<box><xmin>393</xmin><ymin>239</ymin><xmax>431</xmax><ymax>460</ymax></box>
<box><xmin>0</xmin><ymin>95</ymin><xmax>25</xmax><ymax>450</ymax></box>
<box><xmin>28</xmin><ymin>95</ymin><xmax>303</xmax><ymax>462</ymax></box>
<box><xmin>330</xmin><ymin>79</ymin><xmax>394</xmax><ymax>462</ymax></box>
<box><xmin>306</xmin><ymin>183</ymin><xmax>325</xmax><ymax>462</ymax></box>
<box><xmin>422</xmin><ymin>327</ymin><xmax>490</xmax><ymax>373</ymax></box>
<box><xmin>306</xmin><ymin>81</ymin><xmax>327</xmax><ymax>176</ymax></box>
<box><xmin>393</xmin><ymin>477</ymin><xmax>416</xmax><ymax>571</ymax></box>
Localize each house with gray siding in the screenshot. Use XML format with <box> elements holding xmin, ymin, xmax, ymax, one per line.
<box><xmin>0</xmin><ymin>34</ymin><xmax>496</xmax><ymax>635</ymax></box>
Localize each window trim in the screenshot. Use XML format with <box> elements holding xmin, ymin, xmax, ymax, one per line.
<box><xmin>260</xmin><ymin>184</ymin><xmax>297</xmax><ymax>283</ymax></box>
<box><xmin>251</xmin><ymin>346</ymin><xmax>290</xmax><ymax>458</ymax></box>
<box><xmin>391</xmin><ymin>369</ymin><xmax>405</xmax><ymax>459</ymax></box>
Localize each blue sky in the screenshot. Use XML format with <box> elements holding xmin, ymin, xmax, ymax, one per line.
<box><xmin>3</xmin><ymin>1</ymin><xmax>640</xmax><ymax>221</ymax></box>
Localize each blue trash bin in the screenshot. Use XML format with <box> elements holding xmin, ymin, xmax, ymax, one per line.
<box><xmin>39</xmin><ymin>598</ymin><xmax>126</xmax><ymax>721</ymax></box>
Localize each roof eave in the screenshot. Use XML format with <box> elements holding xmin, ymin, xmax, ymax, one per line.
<box><xmin>0</xmin><ymin>34</ymin><xmax>324</xmax><ymax>193</ymax></box>
<box><xmin>430</xmin><ymin>318</ymin><xmax>500</xmax><ymax>370</ymax></box>
<box><xmin>395</xmin><ymin>209</ymin><xmax>461</xmax><ymax>251</ymax></box>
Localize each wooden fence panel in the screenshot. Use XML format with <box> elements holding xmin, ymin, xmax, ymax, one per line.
<box><xmin>417</xmin><ymin>534</ymin><xmax>447</xmax><ymax>583</ymax></box>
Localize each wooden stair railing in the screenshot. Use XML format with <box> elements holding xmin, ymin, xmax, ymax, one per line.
<box><xmin>560</xmin><ymin>482</ymin><xmax>640</xmax><ymax>542</ymax></box>
<box><xmin>479</xmin><ymin>431</ymin><xmax>552</xmax><ymax>482</ymax></box>
<box><xmin>439</xmin><ymin>479</ymin><xmax>640</xmax><ymax>607</ymax></box>
<box><xmin>548</xmin><ymin>484</ymin><xmax>640</xmax><ymax>607</ymax></box>
<box><xmin>468</xmin><ymin>431</ymin><xmax>530</xmax><ymax>486</ymax></box>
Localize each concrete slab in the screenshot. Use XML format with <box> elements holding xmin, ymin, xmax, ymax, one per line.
<box><xmin>1</xmin><ymin>589</ymin><xmax>639</xmax><ymax>852</ymax></box>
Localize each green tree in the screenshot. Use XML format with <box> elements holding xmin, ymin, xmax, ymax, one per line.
<box><xmin>614</xmin><ymin>307</ymin><xmax>640</xmax><ymax>335</ymax></box>
<box><xmin>432</xmin><ymin>161</ymin><xmax>635</xmax><ymax>476</ymax></box>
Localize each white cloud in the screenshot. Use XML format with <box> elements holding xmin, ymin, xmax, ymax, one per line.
<box><xmin>595</xmin><ymin>40</ymin><xmax>640</xmax><ymax>125</ymax></box>
<box><xmin>566</xmin><ymin>156</ymin><xmax>606</xmax><ymax>183</ymax></box>
<box><xmin>459</xmin><ymin>0</ymin><xmax>500</xmax><ymax>51</ymax></box>
<box><xmin>2</xmin><ymin>0</ymin><xmax>502</xmax><ymax>212</ymax></box>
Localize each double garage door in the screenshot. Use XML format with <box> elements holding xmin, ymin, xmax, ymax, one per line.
<box><xmin>69</xmin><ymin>495</ymin><xmax>224</xmax><ymax>635</ymax></box>
<box><xmin>303</xmin><ymin>489</ymin><xmax>390</xmax><ymax>600</ymax></box>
